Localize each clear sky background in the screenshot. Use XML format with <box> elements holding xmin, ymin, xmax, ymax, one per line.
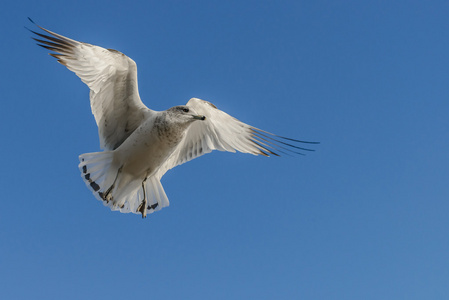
<box><xmin>1</xmin><ymin>1</ymin><xmax>448</xmax><ymax>299</ymax></box>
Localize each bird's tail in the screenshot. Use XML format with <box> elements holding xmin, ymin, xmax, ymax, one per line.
<box><xmin>79</xmin><ymin>151</ymin><xmax>169</xmax><ymax>217</ymax></box>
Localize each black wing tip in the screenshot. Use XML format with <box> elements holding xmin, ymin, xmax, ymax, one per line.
<box><xmin>24</xmin><ymin>18</ymin><xmax>38</xmax><ymax>34</ymax></box>
<box><xmin>269</xmin><ymin>133</ymin><xmax>320</xmax><ymax>145</ymax></box>
<box><xmin>250</xmin><ymin>128</ymin><xmax>320</xmax><ymax>145</ymax></box>
<box><xmin>26</xmin><ymin>17</ymin><xmax>41</xmax><ymax>33</ymax></box>
<box><xmin>282</xmin><ymin>137</ymin><xmax>320</xmax><ymax>144</ymax></box>
<box><xmin>249</xmin><ymin>128</ymin><xmax>318</xmax><ymax>156</ymax></box>
<box><xmin>251</xmin><ymin>129</ymin><xmax>318</xmax><ymax>153</ymax></box>
<box><xmin>26</xmin><ymin>18</ymin><xmax>42</xmax><ymax>40</ymax></box>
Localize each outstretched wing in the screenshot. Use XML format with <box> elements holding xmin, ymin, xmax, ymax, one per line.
<box><xmin>29</xmin><ymin>19</ymin><xmax>150</xmax><ymax>150</ymax></box>
<box><xmin>156</xmin><ymin>98</ymin><xmax>318</xmax><ymax>178</ymax></box>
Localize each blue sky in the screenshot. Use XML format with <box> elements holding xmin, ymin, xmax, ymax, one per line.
<box><xmin>1</xmin><ymin>0</ymin><xmax>449</xmax><ymax>299</ymax></box>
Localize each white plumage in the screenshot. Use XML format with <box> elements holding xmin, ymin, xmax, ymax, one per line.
<box><xmin>30</xmin><ymin>19</ymin><xmax>318</xmax><ymax>218</ymax></box>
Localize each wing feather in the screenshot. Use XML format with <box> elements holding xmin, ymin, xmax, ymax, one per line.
<box><xmin>156</xmin><ymin>98</ymin><xmax>318</xmax><ymax>177</ymax></box>
<box><xmin>29</xmin><ymin>20</ymin><xmax>151</xmax><ymax>150</ymax></box>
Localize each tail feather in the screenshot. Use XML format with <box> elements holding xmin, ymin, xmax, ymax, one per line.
<box><xmin>79</xmin><ymin>151</ymin><xmax>116</xmax><ymax>199</ymax></box>
<box><xmin>146</xmin><ymin>176</ymin><xmax>169</xmax><ymax>211</ymax></box>
<box><xmin>79</xmin><ymin>151</ymin><xmax>170</xmax><ymax>217</ymax></box>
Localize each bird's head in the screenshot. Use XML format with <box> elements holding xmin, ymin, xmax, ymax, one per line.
<box><xmin>167</xmin><ymin>105</ymin><xmax>206</xmax><ymax>123</ymax></box>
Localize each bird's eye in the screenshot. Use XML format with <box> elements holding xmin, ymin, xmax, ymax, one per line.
<box><xmin>182</xmin><ymin>108</ymin><xmax>189</xmax><ymax>113</ymax></box>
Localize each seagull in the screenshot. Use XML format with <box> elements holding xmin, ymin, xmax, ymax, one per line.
<box><xmin>29</xmin><ymin>19</ymin><xmax>318</xmax><ymax>218</ymax></box>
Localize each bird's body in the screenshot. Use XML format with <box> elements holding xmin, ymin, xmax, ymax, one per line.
<box><xmin>79</xmin><ymin>106</ymin><xmax>207</xmax><ymax>217</ymax></box>
<box><xmin>30</xmin><ymin>19</ymin><xmax>318</xmax><ymax>218</ymax></box>
<box><xmin>114</xmin><ymin>109</ymin><xmax>195</xmax><ymax>179</ymax></box>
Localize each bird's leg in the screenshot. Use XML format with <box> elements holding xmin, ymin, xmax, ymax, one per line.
<box><xmin>101</xmin><ymin>166</ymin><xmax>122</xmax><ymax>203</ymax></box>
<box><xmin>137</xmin><ymin>178</ymin><xmax>148</xmax><ymax>218</ymax></box>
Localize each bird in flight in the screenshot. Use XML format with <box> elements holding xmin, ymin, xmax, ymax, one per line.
<box><xmin>29</xmin><ymin>19</ymin><xmax>318</xmax><ymax>218</ymax></box>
